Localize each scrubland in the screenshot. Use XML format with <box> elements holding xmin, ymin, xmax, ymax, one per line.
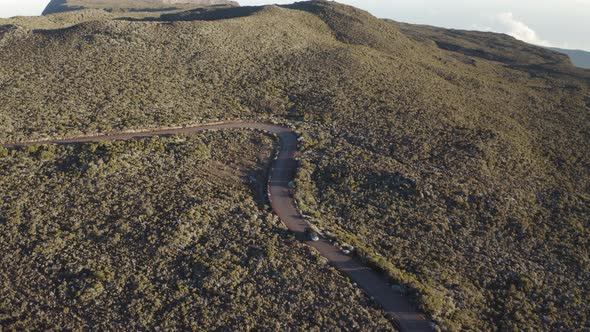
<box><xmin>0</xmin><ymin>1</ymin><xmax>588</xmax><ymax>330</ymax></box>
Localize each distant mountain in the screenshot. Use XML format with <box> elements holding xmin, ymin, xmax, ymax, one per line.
<box><xmin>551</xmin><ymin>47</ymin><xmax>590</xmax><ymax>69</ymax></box>
<box><xmin>42</xmin><ymin>0</ymin><xmax>239</xmax><ymax>15</ymax></box>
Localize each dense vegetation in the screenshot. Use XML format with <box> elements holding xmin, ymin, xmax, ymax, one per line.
<box><xmin>0</xmin><ymin>131</ymin><xmax>393</xmax><ymax>330</ymax></box>
<box><xmin>0</xmin><ymin>1</ymin><xmax>588</xmax><ymax>330</ymax></box>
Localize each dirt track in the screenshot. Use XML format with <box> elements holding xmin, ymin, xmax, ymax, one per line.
<box><xmin>2</xmin><ymin>122</ymin><xmax>434</xmax><ymax>332</ymax></box>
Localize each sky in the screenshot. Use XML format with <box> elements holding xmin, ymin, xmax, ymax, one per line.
<box><xmin>0</xmin><ymin>0</ymin><xmax>588</xmax><ymax>51</ymax></box>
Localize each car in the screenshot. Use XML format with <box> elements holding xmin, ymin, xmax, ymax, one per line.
<box><xmin>304</xmin><ymin>227</ymin><xmax>320</xmax><ymax>242</ymax></box>
<box><xmin>309</xmin><ymin>232</ymin><xmax>320</xmax><ymax>242</ymax></box>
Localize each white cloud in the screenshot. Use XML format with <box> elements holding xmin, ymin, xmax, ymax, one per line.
<box><xmin>495</xmin><ymin>12</ymin><xmax>552</xmax><ymax>47</ymax></box>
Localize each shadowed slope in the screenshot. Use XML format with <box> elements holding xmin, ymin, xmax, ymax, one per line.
<box><xmin>393</xmin><ymin>21</ymin><xmax>590</xmax><ymax>81</ymax></box>
<box><xmin>158</xmin><ymin>5</ymin><xmax>263</xmax><ymax>21</ymax></box>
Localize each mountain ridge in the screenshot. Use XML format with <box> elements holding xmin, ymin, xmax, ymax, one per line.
<box><xmin>550</xmin><ymin>47</ymin><xmax>590</xmax><ymax>69</ymax></box>
<box><xmin>42</xmin><ymin>0</ymin><xmax>239</xmax><ymax>15</ymax></box>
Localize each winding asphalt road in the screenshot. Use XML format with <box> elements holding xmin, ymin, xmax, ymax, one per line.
<box><xmin>2</xmin><ymin>122</ymin><xmax>434</xmax><ymax>332</ymax></box>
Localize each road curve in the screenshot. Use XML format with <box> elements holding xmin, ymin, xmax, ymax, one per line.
<box><xmin>2</xmin><ymin>122</ymin><xmax>434</xmax><ymax>332</ymax></box>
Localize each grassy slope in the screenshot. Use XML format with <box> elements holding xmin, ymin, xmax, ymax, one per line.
<box><xmin>0</xmin><ymin>1</ymin><xmax>589</xmax><ymax>330</ymax></box>
<box><xmin>0</xmin><ymin>131</ymin><xmax>393</xmax><ymax>330</ymax></box>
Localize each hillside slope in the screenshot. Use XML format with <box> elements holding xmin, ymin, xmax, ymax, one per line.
<box><xmin>0</xmin><ymin>131</ymin><xmax>392</xmax><ymax>330</ymax></box>
<box><xmin>42</xmin><ymin>0</ymin><xmax>239</xmax><ymax>15</ymax></box>
<box><xmin>0</xmin><ymin>1</ymin><xmax>589</xmax><ymax>331</ymax></box>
